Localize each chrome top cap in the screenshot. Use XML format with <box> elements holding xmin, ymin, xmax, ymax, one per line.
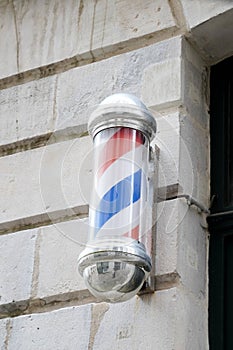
<box><xmin>100</xmin><ymin>93</ymin><xmax>147</xmax><ymax>109</ymax></box>
<box><xmin>88</xmin><ymin>93</ymin><xmax>157</xmax><ymax>141</ymax></box>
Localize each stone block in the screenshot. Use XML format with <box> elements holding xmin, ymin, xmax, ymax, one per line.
<box><xmin>14</xmin><ymin>0</ymin><xmax>90</xmax><ymax>72</ymax></box>
<box><xmin>8</xmin><ymin>304</ymin><xmax>92</xmax><ymax>350</ymax></box>
<box><xmin>176</xmin><ymin>201</ymin><xmax>207</xmax><ymax>298</ymax></box>
<box><xmin>182</xmin><ymin>37</ymin><xmax>205</xmax><ymax>71</ymax></box>
<box><xmin>0</xmin><ymin>219</ymin><xmax>89</xmax><ymax>305</ymax></box>
<box><xmin>182</xmin><ymin>52</ymin><xmax>209</xmax><ymax>128</ymax></box>
<box><xmin>154</xmin><ymin>108</ymin><xmax>209</xmax><ymax>205</ymax></box>
<box><xmin>0</xmin><ymin>76</ymin><xmax>56</xmax><ymax>147</ymax></box>
<box><xmin>142</xmin><ymin>58</ymin><xmax>182</xmax><ymax>109</ymax></box>
<box><xmin>35</xmin><ymin>218</ymin><xmax>89</xmax><ymax>299</ymax></box>
<box><xmin>175</xmin><ymin>285</ymin><xmax>208</xmax><ymax>350</ymax></box>
<box><xmin>156</xmin><ymin>200</ymin><xmax>178</xmax><ymax>275</ymax></box>
<box><xmin>0</xmin><ymin>0</ymin><xmax>177</xmax><ymax>78</ymax></box>
<box><xmin>55</xmin><ymin>54</ymin><xmax>126</xmax><ymax>132</ymax></box>
<box><xmin>179</xmin><ymin>113</ymin><xmax>209</xmax><ymax>205</ymax></box>
<box><xmin>0</xmin><ymin>1</ymin><xmax>17</xmax><ymax>79</ymax></box>
<box><xmin>142</xmin><ymin>38</ymin><xmax>209</xmax><ymax>129</ymax></box>
<box><xmin>0</xmin><ymin>318</ymin><xmax>8</xmax><ymax>350</ymax></box>
<box><xmin>156</xmin><ymin>198</ymin><xmax>207</xmax><ymax>299</ymax></box>
<box><xmin>191</xmin><ymin>8</ymin><xmax>233</xmax><ymax>64</ymax></box>
<box><xmin>0</xmin><ymin>137</ymin><xmax>92</xmax><ymax>229</ymax></box>
<box><xmin>180</xmin><ymin>0</ymin><xmax>233</xmax><ymax>29</ymax></box>
<box><xmin>154</xmin><ymin>112</ymin><xmax>180</xmax><ymax>189</ymax></box>
<box><xmin>0</xmin><ymin>230</ymin><xmax>36</xmax><ymax>306</ymax></box>
<box><xmin>92</xmin><ymin>0</ymin><xmax>175</xmax><ymax>55</ymax></box>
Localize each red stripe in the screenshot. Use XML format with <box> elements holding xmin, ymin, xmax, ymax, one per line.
<box><xmin>123</xmin><ymin>224</ymin><xmax>140</xmax><ymax>240</ymax></box>
<box><xmin>98</xmin><ymin>128</ymin><xmax>144</xmax><ymax>177</ymax></box>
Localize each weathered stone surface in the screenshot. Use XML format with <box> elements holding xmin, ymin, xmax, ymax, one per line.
<box><xmin>191</xmin><ymin>8</ymin><xmax>233</xmax><ymax>64</ymax></box>
<box><xmin>0</xmin><ymin>137</ymin><xmax>92</xmax><ymax>228</ymax></box>
<box><xmin>91</xmin><ymin>0</ymin><xmax>175</xmax><ymax>55</ymax></box>
<box><xmin>180</xmin><ymin>113</ymin><xmax>209</xmax><ymax>205</ymax></box>
<box><xmin>182</xmin><ymin>40</ymin><xmax>209</xmax><ymax>129</ymax></box>
<box><xmin>142</xmin><ymin>58</ymin><xmax>182</xmax><ymax>109</ymax></box>
<box><xmin>154</xmin><ymin>106</ymin><xmax>208</xmax><ymax>203</ymax></box>
<box><xmin>5</xmin><ymin>286</ymin><xmax>207</xmax><ymax>349</ymax></box>
<box><xmin>8</xmin><ymin>304</ymin><xmax>92</xmax><ymax>350</ymax></box>
<box><xmin>0</xmin><ymin>219</ymin><xmax>88</xmax><ymax>307</ymax></box>
<box><xmin>155</xmin><ymin>112</ymin><xmax>180</xmax><ymax>189</ymax></box>
<box><xmin>1</xmin><ymin>0</ymin><xmax>231</xmax><ymax>79</ymax></box>
<box><xmin>180</xmin><ymin>0</ymin><xmax>233</xmax><ymax>29</ymax></box>
<box><xmin>156</xmin><ymin>109</ymin><xmax>208</xmax><ymax>207</ymax></box>
<box><xmin>92</xmin><ymin>290</ymin><xmax>177</xmax><ymax>350</ymax></box>
<box><xmin>7</xmin><ymin>290</ymin><xmax>176</xmax><ymax>350</ymax></box>
<box><xmin>0</xmin><ymin>37</ymin><xmax>182</xmax><ymax>147</ymax></box>
<box><xmin>0</xmin><ymin>318</ymin><xmax>8</xmax><ymax>350</ymax></box>
<box><xmin>0</xmin><ymin>0</ymin><xmax>177</xmax><ymax>78</ymax></box>
<box><xmin>13</xmin><ymin>0</ymin><xmax>91</xmax><ymax>72</ymax></box>
<box><xmin>55</xmin><ymin>36</ymin><xmax>182</xmax><ymax>133</ymax></box>
<box><xmin>35</xmin><ymin>218</ymin><xmax>88</xmax><ymax>299</ymax></box>
<box><xmin>156</xmin><ymin>198</ymin><xmax>207</xmax><ymax>299</ymax></box>
<box><xmin>0</xmin><ymin>76</ymin><xmax>56</xmax><ymax>147</ymax></box>
<box><xmin>180</xmin><ymin>1</ymin><xmax>233</xmax><ymax>64</ymax></box>
<box><xmin>175</xmin><ymin>285</ymin><xmax>208</xmax><ymax>350</ymax></box>
<box><xmin>92</xmin><ymin>287</ymin><xmax>207</xmax><ymax>349</ymax></box>
<box><xmin>176</xmin><ymin>200</ymin><xmax>207</xmax><ymax>297</ymax></box>
<box><xmin>142</xmin><ymin>38</ymin><xmax>208</xmax><ymax>128</ymax></box>
<box><xmin>0</xmin><ymin>1</ymin><xmax>18</xmax><ymax>79</ymax></box>
<box><xmin>156</xmin><ymin>200</ymin><xmax>178</xmax><ymax>275</ymax></box>
<box><xmin>0</xmin><ymin>230</ymin><xmax>36</xmax><ymax>306</ymax></box>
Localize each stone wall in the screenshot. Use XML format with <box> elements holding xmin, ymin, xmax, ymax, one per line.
<box><xmin>0</xmin><ymin>1</ymin><xmax>232</xmax><ymax>349</ymax></box>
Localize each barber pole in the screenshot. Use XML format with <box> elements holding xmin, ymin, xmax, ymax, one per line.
<box><xmin>77</xmin><ymin>93</ymin><xmax>157</xmax><ymax>303</ymax></box>
<box><xmin>89</xmin><ymin>126</ymin><xmax>148</xmax><ymax>244</ymax></box>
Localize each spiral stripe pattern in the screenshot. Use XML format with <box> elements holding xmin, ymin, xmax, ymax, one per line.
<box><xmin>92</xmin><ymin>127</ymin><xmax>145</xmax><ymax>239</ymax></box>
<box><xmin>94</xmin><ymin>169</ymin><xmax>141</xmax><ymax>231</ymax></box>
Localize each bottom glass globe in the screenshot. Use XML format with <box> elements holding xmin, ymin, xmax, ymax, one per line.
<box><xmin>77</xmin><ymin>239</ymin><xmax>152</xmax><ymax>303</ymax></box>
<box><xmin>83</xmin><ymin>260</ymin><xmax>147</xmax><ymax>303</ymax></box>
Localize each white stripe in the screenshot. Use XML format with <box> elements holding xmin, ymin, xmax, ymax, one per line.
<box><xmin>96</xmin><ymin>200</ymin><xmax>141</xmax><ymax>238</ymax></box>
<box><xmin>95</xmin><ymin>144</ymin><xmax>145</xmax><ymax>199</ymax></box>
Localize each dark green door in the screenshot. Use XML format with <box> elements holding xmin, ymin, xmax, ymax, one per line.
<box><xmin>209</xmin><ymin>56</ymin><xmax>233</xmax><ymax>350</ymax></box>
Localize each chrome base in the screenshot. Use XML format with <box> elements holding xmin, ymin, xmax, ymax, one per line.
<box><xmin>77</xmin><ymin>239</ymin><xmax>152</xmax><ymax>276</ymax></box>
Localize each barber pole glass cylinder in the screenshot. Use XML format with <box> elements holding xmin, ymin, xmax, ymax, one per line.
<box><xmin>90</xmin><ymin>126</ymin><xmax>148</xmax><ymax>244</ymax></box>
<box><xmin>77</xmin><ymin>94</ymin><xmax>157</xmax><ymax>303</ymax></box>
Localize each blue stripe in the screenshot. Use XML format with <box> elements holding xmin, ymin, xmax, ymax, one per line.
<box><xmin>94</xmin><ymin>169</ymin><xmax>142</xmax><ymax>233</ymax></box>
